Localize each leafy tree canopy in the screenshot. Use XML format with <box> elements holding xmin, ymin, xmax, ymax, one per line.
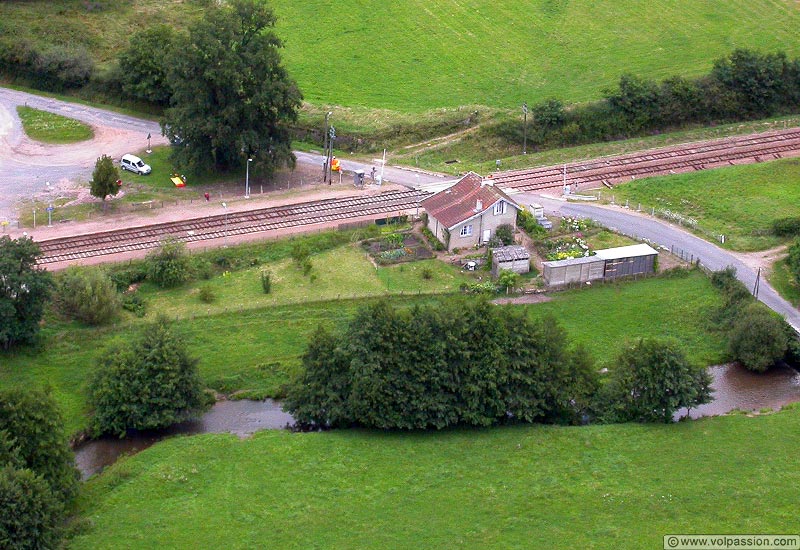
<box><xmin>55</xmin><ymin>267</ymin><xmax>121</xmax><ymax>325</ymax></box>
<box><xmin>599</xmin><ymin>338</ymin><xmax>712</xmax><ymax>423</ymax></box>
<box><xmin>162</xmin><ymin>0</ymin><xmax>302</xmax><ymax>174</ymax></box>
<box><xmin>0</xmin><ymin>388</ymin><xmax>78</xmax><ymax>502</ymax></box>
<box><xmin>89</xmin><ymin>317</ymin><xmax>207</xmax><ymax>437</ymax></box>
<box><xmin>728</xmin><ymin>303</ymin><xmax>789</xmax><ymax>373</ymax></box>
<box><xmin>118</xmin><ymin>24</ymin><xmax>178</xmax><ymax>106</ymax></box>
<box><xmin>146</xmin><ymin>237</ymin><xmax>191</xmax><ymax>288</ymax></box>
<box><xmin>90</xmin><ymin>154</ymin><xmax>120</xmax><ymax>203</ymax></box>
<box><xmin>285</xmin><ymin>300</ymin><xmax>597</xmax><ymax>429</ymax></box>
<box><xmin>0</xmin><ymin>465</ymin><xmax>64</xmax><ymax>550</ymax></box>
<box><xmin>0</xmin><ymin>236</ymin><xmax>52</xmax><ymax>350</ymax></box>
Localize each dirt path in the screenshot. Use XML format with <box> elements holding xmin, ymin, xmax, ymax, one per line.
<box><xmin>728</xmin><ymin>245</ymin><xmax>789</xmax><ymax>276</ymax></box>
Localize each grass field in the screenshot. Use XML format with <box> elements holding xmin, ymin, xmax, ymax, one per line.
<box><xmin>69</xmin><ymin>404</ymin><xmax>800</xmax><ymax>549</ymax></box>
<box><xmin>272</xmin><ymin>0</ymin><xmax>800</xmax><ymax>110</ymax></box>
<box><xmin>603</xmin><ymin>158</ymin><xmax>800</xmax><ymax>251</ymax></box>
<box><xmin>2</xmin><ymin>1</ymin><xmax>799</xmax><ymax>111</ymax></box>
<box><xmin>16</xmin><ymin>106</ymin><xmax>93</xmax><ymax>143</ymax></box>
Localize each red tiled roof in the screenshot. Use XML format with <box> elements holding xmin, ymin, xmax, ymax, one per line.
<box><xmin>421</xmin><ymin>172</ymin><xmax>518</xmax><ymax>229</ymax></box>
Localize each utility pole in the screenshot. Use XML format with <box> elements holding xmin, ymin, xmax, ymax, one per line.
<box><xmin>522</xmin><ymin>102</ymin><xmax>528</xmax><ymax>155</ymax></box>
<box><xmin>322</xmin><ymin>111</ymin><xmax>331</xmax><ymax>182</ymax></box>
<box><xmin>753</xmin><ymin>267</ymin><xmax>761</xmax><ymax>298</ymax></box>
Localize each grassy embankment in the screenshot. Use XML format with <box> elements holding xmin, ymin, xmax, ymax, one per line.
<box><xmin>16</xmin><ymin>106</ymin><xmax>93</xmax><ymax>143</ymax></box>
<box><xmin>4</xmin><ymin>1</ymin><xmax>800</xmax><ymax>168</ymax></box>
<box><xmin>769</xmin><ymin>259</ymin><xmax>800</xmax><ymax>307</ymax></box>
<box><xmin>0</xmin><ymin>230</ymin><xmax>725</xmax><ymax>436</ymax></box>
<box><xmin>69</xmin><ymin>404</ymin><xmax>800</xmax><ymax>549</ymax></box>
<box><xmin>398</xmin><ymin>114</ymin><xmax>800</xmax><ymax>175</ymax></box>
<box><xmin>598</xmin><ymin>158</ymin><xmax>800</xmax><ymax>252</ymax></box>
<box><xmin>5</xmin><ymin>0</ymin><xmax>798</xmax><ymax>110</ymax></box>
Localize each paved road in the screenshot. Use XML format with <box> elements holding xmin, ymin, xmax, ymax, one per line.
<box><xmin>0</xmin><ymin>88</ymin><xmax>165</xmax><ymax>220</ymax></box>
<box><xmin>0</xmin><ymin>87</ymin><xmax>450</xmax><ymax>221</ymax></box>
<box><xmin>517</xmin><ymin>192</ymin><xmax>800</xmax><ymax>333</ymax></box>
<box><xmin>292</xmin><ymin>151</ymin><xmax>450</xmax><ymax>188</ymax></box>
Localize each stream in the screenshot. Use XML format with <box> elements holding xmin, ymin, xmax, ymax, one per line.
<box><xmin>74</xmin><ymin>364</ymin><xmax>800</xmax><ymax>479</ymax></box>
<box><xmin>74</xmin><ymin>399</ymin><xmax>294</xmax><ymax>480</ymax></box>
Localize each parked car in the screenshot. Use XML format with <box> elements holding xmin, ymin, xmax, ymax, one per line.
<box><xmin>120</xmin><ymin>154</ymin><xmax>151</xmax><ymax>175</ymax></box>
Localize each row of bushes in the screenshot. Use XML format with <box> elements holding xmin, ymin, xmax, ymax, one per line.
<box><xmin>489</xmin><ymin>49</ymin><xmax>800</xmax><ymax>152</ymax></box>
<box><xmin>285</xmin><ymin>300</ymin><xmax>598</xmax><ymax>429</ymax></box>
<box><xmin>0</xmin><ymin>38</ymin><xmax>93</xmax><ymax>91</ymax></box>
<box><xmin>284</xmin><ymin>299</ymin><xmax>712</xmax><ymax>429</ymax></box>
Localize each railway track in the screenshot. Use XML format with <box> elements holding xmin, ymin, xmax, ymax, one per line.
<box><xmin>33</xmin><ymin>126</ymin><xmax>800</xmax><ymax>266</ymax></box>
<box><xmin>490</xmin><ymin>127</ymin><xmax>800</xmax><ymax>192</ymax></box>
<box><xmin>37</xmin><ymin>189</ymin><xmax>428</xmax><ymax>264</ymax></box>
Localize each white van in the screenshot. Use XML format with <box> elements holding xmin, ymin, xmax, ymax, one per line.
<box><xmin>120</xmin><ymin>154</ymin><xmax>151</xmax><ymax>175</ymax></box>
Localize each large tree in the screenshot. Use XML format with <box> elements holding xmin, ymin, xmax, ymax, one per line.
<box><xmin>0</xmin><ymin>236</ymin><xmax>52</xmax><ymax>350</ymax></box>
<box><xmin>0</xmin><ymin>466</ymin><xmax>64</xmax><ymax>550</ymax></box>
<box><xmin>162</xmin><ymin>0</ymin><xmax>302</xmax><ymax>174</ymax></box>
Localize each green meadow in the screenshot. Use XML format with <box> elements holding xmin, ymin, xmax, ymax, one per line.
<box><xmin>271</xmin><ymin>0</ymin><xmax>800</xmax><ymax>110</ymax></box>
<box><xmin>70</xmin><ymin>405</ymin><xmax>800</xmax><ymax>549</ymax></box>
<box><xmin>606</xmin><ymin>158</ymin><xmax>800</xmax><ymax>251</ymax></box>
<box><xmin>2</xmin><ymin>1</ymin><xmax>800</xmax><ymax>111</ymax></box>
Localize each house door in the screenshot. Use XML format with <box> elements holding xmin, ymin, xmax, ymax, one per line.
<box><xmin>482</xmin><ymin>229</ymin><xmax>491</xmax><ymax>243</ymax></box>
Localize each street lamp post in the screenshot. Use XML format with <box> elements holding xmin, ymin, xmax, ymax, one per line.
<box><xmin>522</xmin><ymin>102</ymin><xmax>528</xmax><ymax>155</ymax></box>
<box><xmin>221</xmin><ymin>202</ymin><xmax>228</xmax><ymax>247</ymax></box>
<box><xmin>245</xmin><ymin>158</ymin><xmax>252</xmax><ymax>198</ymax></box>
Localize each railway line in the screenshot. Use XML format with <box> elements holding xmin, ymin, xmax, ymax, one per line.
<box><xmin>33</xmin><ymin>126</ymin><xmax>800</xmax><ymax>266</ymax></box>
<box><xmin>36</xmin><ymin>189</ymin><xmax>428</xmax><ymax>265</ymax></box>
<box><xmin>490</xmin><ymin>127</ymin><xmax>800</xmax><ymax>192</ymax></box>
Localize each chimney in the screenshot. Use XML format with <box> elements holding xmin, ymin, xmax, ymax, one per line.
<box><xmin>475</xmin><ymin>199</ymin><xmax>483</xmax><ymax>212</ymax></box>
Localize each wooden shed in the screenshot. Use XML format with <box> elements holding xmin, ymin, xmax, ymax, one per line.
<box><xmin>491</xmin><ymin>245</ymin><xmax>531</xmax><ymax>277</ymax></box>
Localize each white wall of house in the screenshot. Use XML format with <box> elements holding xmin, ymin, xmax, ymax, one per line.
<box><xmin>426</xmin><ymin>215</ymin><xmax>449</xmax><ymax>248</ymax></box>
<box><xmin>447</xmin><ymin>201</ymin><xmax>517</xmax><ymax>251</ymax></box>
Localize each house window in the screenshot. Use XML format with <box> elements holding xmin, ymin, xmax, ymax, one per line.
<box><xmin>493</xmin><ymin>201</ymin><xmax>507</xmax><ymax>215</ymax></box>
<box><xmin>460</xmin><ymin>224</ymin><xmax>473</xmax><ymax>237</ymax></box>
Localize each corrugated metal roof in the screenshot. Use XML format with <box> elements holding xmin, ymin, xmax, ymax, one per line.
<box><xmin>542</xmin><ymin>255</ymin><xmax>602</xmax><ymax>268</ymax></box>
<box><xmin>492</xmin><ymin>245</ymin><xmax>530</xmax><ymax>262</ymax></box>
<box><xmin>593</xmin><ymin>243</ymin><xmax>659</xmax><ymax>260</ymax></box>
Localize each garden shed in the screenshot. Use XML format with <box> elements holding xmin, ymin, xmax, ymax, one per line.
<box><xmin>542</xmin><ymin>255</ymin><xmax>605</xmax><ymax>287</ymax></box>
<box><xmin>542</xmin><ymin>243</ymin><xmax>658</xmax><ymax>287</ymax></box>
<box><xmin>491</xmin><ymin>245</ymin><xmax>531</xmax><ymax>277</ymax></box>
<box><xmin>594</xmin><ymin>244</ymin><xmax>659</xmax><ymax>279</ymax></box>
